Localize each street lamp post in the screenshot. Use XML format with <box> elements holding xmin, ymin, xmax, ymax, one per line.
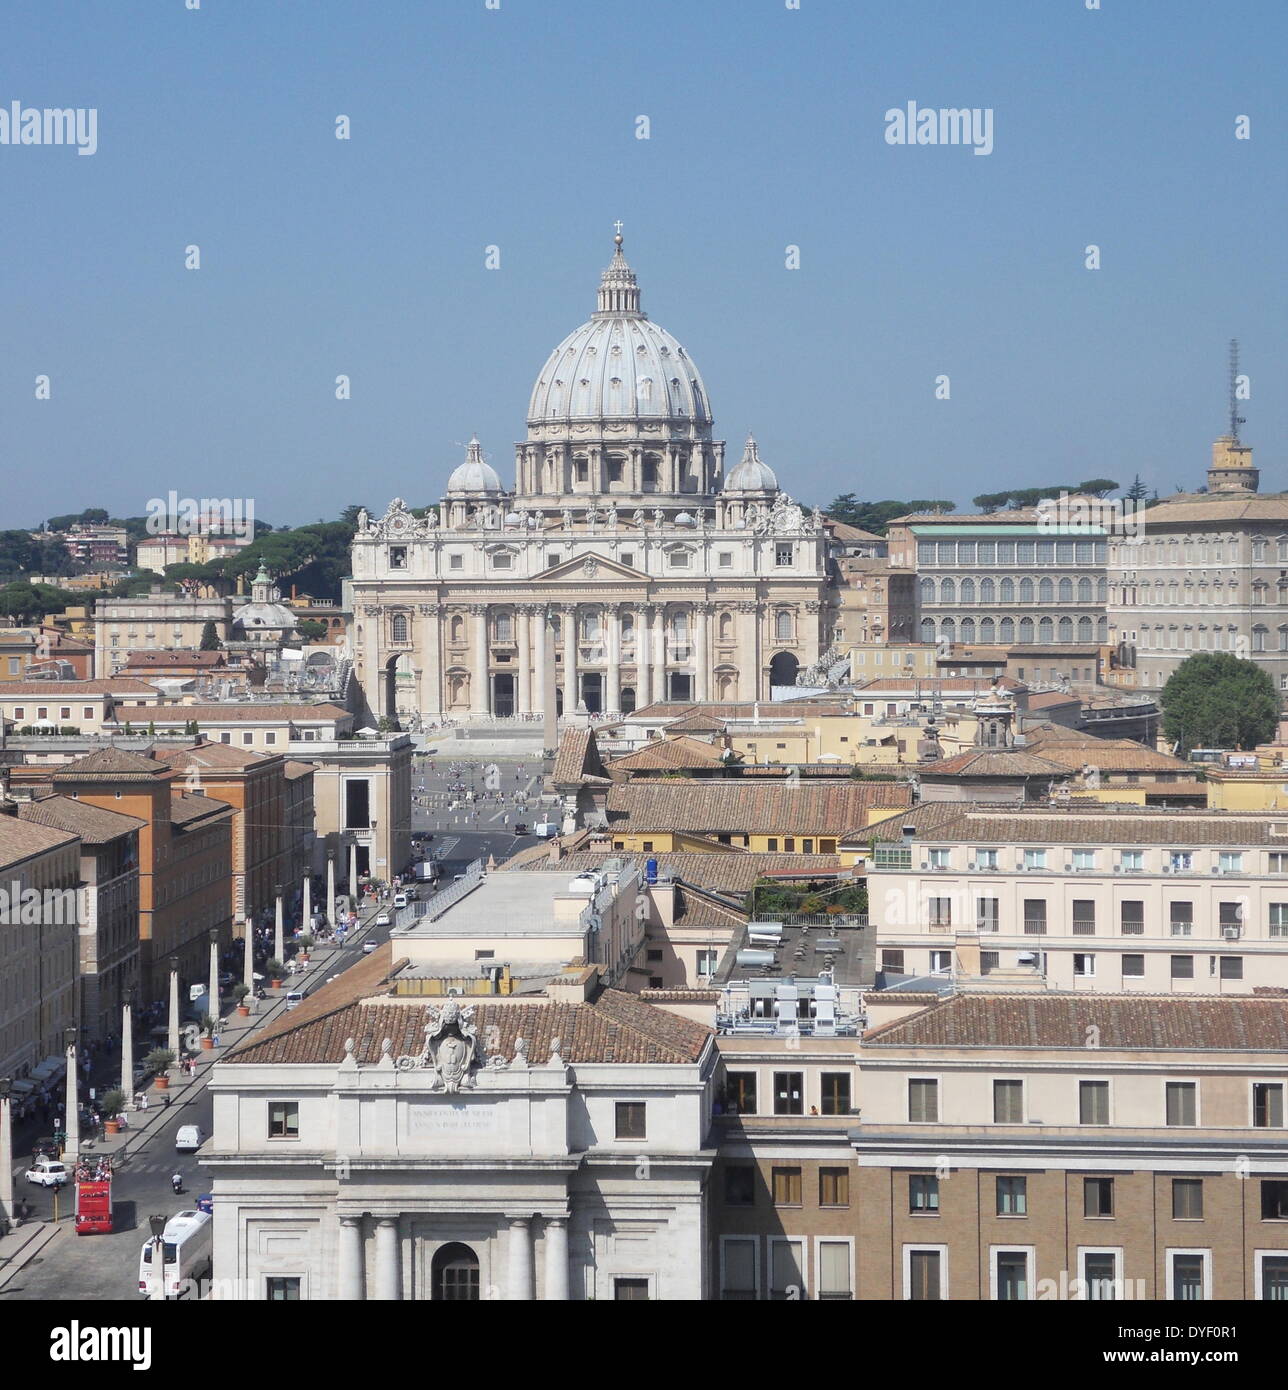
<box><xmin>63</xmin><ymin>1027</ymin><xmax>79</xmax><ymax>1166</ymax></box>
<box><xmin>121</xmin><ymin>987</ymin><xmax>135</xmax><ymax>1112</ymax></box>
<box><xmin>167</xmin><ymin>956</ymin><xmax>181</xmax><ymax>1061</ymax></box>
<box><xmin>148</xmin><ymin>1213</ymin><xmax>168</xmax><ymax>1301</ymax></box>
<box><xmin>0</xmin><ymin>1076</ymin><xmax>14</xmax><ymax>1235</ymax></box>
<box><xmin>273</xmin><ymin>885</ymin><xmax>284</xmax><ymax>969</ymax></box>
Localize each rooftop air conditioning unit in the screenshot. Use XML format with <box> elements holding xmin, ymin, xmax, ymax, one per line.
<box><xmin>1064</xmin><ymin>864</ymin><xmax>1073</xmax><ymax>873</ymax></box>
<box><xmin>1162</xmin><ymin>865</ymin><xmax>1171</xmax><ymax>874</ymax></box>
<box><xmin>920</xmin><ymin>861</ymin><xmax>929</xmax><ymax>870</ymax></box>
<box><xmin>1222</xmin><ymin>925</ymin><xmax>1242</xmax><ymax>940</ymax></box>
<box><xmin>1112</xmin><ymin>865</ymin><xmax>1122</xmax><ymax>874</ymax></box>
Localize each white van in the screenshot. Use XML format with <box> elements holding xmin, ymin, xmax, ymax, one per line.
<box><xmin>174</xmin><ymin>1125</ymin><xmax>203</xmax><ymax>1153</ymax></box>
<box><xmin>285</xmin><ymin>990</ymin><xmax>305</xmax><ymax>1010</ymax></box>
<box><xmin>534</xmin><ymin>821</ymin><xmax>559</xmax><ymax>840</ymax></box>
<box><xmin>138</xmin><ymin>1210</ymin><xmax>212</xmax><ymax>1299</ymax></box>
<box><xmin>393</xmin><ymin>892</ymin><xmax>409</xmax><ymax>909</ymax></box>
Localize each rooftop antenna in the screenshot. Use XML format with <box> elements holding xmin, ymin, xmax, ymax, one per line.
<box><xmin>1228</xmin><ymin>338</ymin><xmax>1246</xmax><ymax>442</ymax></box>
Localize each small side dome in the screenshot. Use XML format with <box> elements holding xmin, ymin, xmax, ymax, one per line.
<box><xmin>446</xmin><ymin>436</ymin><xmax>504</xmax><ymax>494</ymax></box>
<box><xmin>674</xmin><ymin>512</ymin><xmax>696</xmax><ymax>527</ymax></box>
<box><xmin>723</xmin><ymin>435</ymin><xmax>779</xmax><ymax>493</ymax></box>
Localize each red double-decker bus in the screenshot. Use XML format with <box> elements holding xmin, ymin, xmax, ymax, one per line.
<box><xmin>74</xmin><ymin>1161</ymin><xmax>113</xmax><ymax>1235</ymax></box>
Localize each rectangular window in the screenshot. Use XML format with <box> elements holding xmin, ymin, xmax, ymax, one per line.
<box><xmin>976</xmin><ymin>848</ymin><xmax>999</xmax><ymax>869</ymax></box>
<box><xmin>613</xmin><ymin>1277</ymin><xmax>649</xmax><ymax>1300</ymax></box>
<box><xmin>993</xmin><ymin>1079</ymin><xmax>1024</xmax><ymax>1124</ymax></box>
<box><xmin>1270</xmin><ymin>854</ymin><xmax>1288</xmax><ymax>874</ymax></box>
<box><xmin>1260</xmin><ymin>1254</ymin><xmax>1288</xmax><ymax>1298</ymax></box>
<box><xmin>723</xmin><ymin>1165</ymin><xmax>755</xmax><ymax>1206</ymax></box>
<box><xmin>1170</xmin><ymin>902</ymin><xmax>1194</xmax><ymax>936</ymax></box>
<box><xmin>1171</xmin><ymin>955</ymin><xmax>1194</xmax><ymax>980</ymax></box>
<box><xmin>819</xmin><ymin>1167</ymin><xmax>850</xmax><ymax>1207</ymax></box>
<box><xmin>449</xmin><ymin>553</ymin><xmax>463</xmax><ymax>569</ymax></box>
<box><xmin>268</xmin><ymin>1101</ymin><xmax>299</xmax><ymax>1139</ymax></box>
<box><xmin>1122</xmin><ymin>954</ymin><xmax>1145</xmax><ymax>978</ymax></box>
<box><xmin>928</xmin><ymin>848</ymin><xmax>951</xmax><ymax>869</ymax></box>
<box><xmin>818</xmin><ymin>1241</ymin><xmax>852</xmax><ymax>1300</ymax></box>
<box><xmin>1080</xmin><ymin>1080</ymin><xmax>1110</xmax><ymax>1125</ymax></box>
<box><xmin>720</xmin><ymin>1239</ymin><xmax>757</xmax><ymax>1300</ymax></box>
<box><xmin>491</xmin><ymin>551</ymin><xmax>512</xmax><ymax>570</ymax></box>
<box><xmin>1217</xmin><ymin>956</ymin><xmax>1243</xmax><ymax>980</ymax></box>
<box><xmin>1218</xmin><ymin>901</ymin><xmax>1244</xmax><ymax>930</ymax></box>
<box><xmin>1120</xmin><ymin>901</ymin><xmax>1145</xmax><ymax>935</ymax></box>
<box><xmin>1270</xmin><ymin>904</ymin><xmax>1288</xmax><ymax>938</ymax></box>
<box><xmin>717</xmin><ymin>551</ymin><xmax>732</xmax><ymax>568</ymax></box>
<box><xmin>909</xmin><ymin>1174</ymin><xmax>939</xmax><ymax>1213</ymax></box>
<box><xmin>1072</xmin><ymin>850</ymin><xmax>1096</xmax><ymax>871</ymax></box>
<box><xmin>1081</xmin><ymin>1251</ymin><xmax>1119</xmax><ymax>1300</ymax></box>
<box><xmin>907</xmin><ymin>1248</ymin><xmax>944</xmax><ymax>1301</ymax></box>
<box><xmin>266</xmin><ymin>1277</ymin><xmax>301</xmax><ymax>1301</ymax></box>
<box><xmin>771</xmin><ymin>1166</ymin><xmax>802</xmax><ymax>1206</ymax></box>
<box><xmin>775</xmin><ymin>545</ymin><xmax>793</xmax><ymax>566</ymax></box>
<box><xmin>1261</xmin><ymin>1181</ymin><xmax>1288</xmax><ymax>1221</ymax></box>
<box><xmin>1219</xmin><ymin>852</ymin><xmax>1244</xmax><ymax>873</ymax></box>
<box><xmin>1120</xmin><ymin>850</ymin><xmax>1144</xmax><ymax>873</ymax></box>
<box><xmin>927</xmin><ymin>897</ymin><xmax>952</xmax><ymax>926</ymax></box>
<box><xmin>773</xmin><ymin>1071</ymin><xmax>803</xmax><ymax>1116</ymax></box>
<box><xmin>994</xmin><ymin>1250</ymin><xmax>1031</xmax><ymax>1301</ymax></box>
<box><xmin>909</xmin><ymin>1078</ymin><xmax>938</xmax><ymax>1122</ymax></box>
<box><xmin>1172</xmin><ymin>1179</ymin><xmax>1204</xmax><ymax>1221</ymax></box>
<box><xmin>1254</xmin><ymin>1083</ymin><xmax>1285</xmax><ymax>1129</ymax></box>
<box><xmin>1084</xmin><ymin>1177</ymin><xmax>1114</xmax><ymax>1218</ymax></box>
<box><xmin>1073</xmin><ymin>953</ymin><xmax>1096</xmax><ymax>977</ymax></box>
<box><xmin>769</xmin><ymin>1239</ymin><xmax>805</xmax><ymax>1301</ymax></box>
<box><xmin>821</xmin><ymin>1072</ymin><xmax>851</xmax><ymax>1116</ymax></box>
<box><xmin>615</xmin><ymin>1101</ymin><xmax>646</xmax><ymax>1140</ymax></box>
<box><xmin>387</xmin><ymin>546</ymin><xmax>407</xmax><ymax>568</ymax></box>
<box><xmin>977</xmin><ymin>897</ymin><xmax>999</xmax><ymax>930</ymax></box>
<box><xmin>1023</xmin><ymin>900</ymin><xmax>1047</xmax><ymax>935</ymax></box>
<box><xmin>996</xmin><ymin>1176</ymin><xmax>1027</xmax><ymax>1216</ymax></box>
<box><xmin>1023</xmin><ymin>850</ymin><xmax>1047</xmax><ymax>870</ymax></box>
<box><xmin>1072</xmin><ymin>900</ymin><xmax>1096</xmax><ymax>935</ymax></box>
<box><xmin>1169</xmin><ymin>1252</ymin><xmax>1208</xmax><ymax>1301</ymax></box>
<box><xmin>1166</xmin><ymin>1082</ymin><xmax>1197</xmax><ymax>1127</ymax></box>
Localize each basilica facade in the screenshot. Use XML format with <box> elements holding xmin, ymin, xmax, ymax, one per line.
<box><xmin>350</xmin><ymin>236</ymin><xmax>832</xmax><ymax>721</ymax></box>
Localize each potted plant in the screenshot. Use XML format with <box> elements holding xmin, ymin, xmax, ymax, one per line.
<box><xmin>199</xmin><ymin>1014</ymin><xmax>217</xmax><ymax>1050</ymax></box>
<box><xmin>99</xmin><ymin>1089</ymin><xmax>126</xmax><ymax>1135</ymax></box>
<box><xmin>266</xmin><ymin>958</ymin><xmax>285</xmax><ymax>989</ymax></box>
<box><xmin>144</xmin><ymin>1048</ymin><xmax>175</xmax><ymax>1089</ymax></box>
<box><xmin>297</xmin><ymin>934</ymin><xmax>314</xmax><ymax>964</ymax></box>
<box><xmin>232</xmin><ymin>982</ymin><xmax>251</xmax><ymax>1017</ymax></box>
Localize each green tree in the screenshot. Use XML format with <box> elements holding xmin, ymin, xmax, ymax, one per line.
<box><xmin>825</xmin><ymin>496</ymin><xmax>954</xmax><ymax>535</ymax></box>
<box><xmin>199</xmin><ymin>620</ymin><xmax>222</xmax><ymax>651</ymax></box>
<box><xmin>295</xmin><ymin>619</ymin><xmax>328</xmax><ymax>642</ymax></box>
<box><xmin>1125</xmin><ymin>475</ymin><xmax>1148</xmax><ymax>501</ymax></box>
<box><xmin>1076</xmin><ymin>478</ymin><xmax>1120</xmax><ymax>498</ymax></box>
<box><xmin>1160</xmin><ymin>652</ymin><xmax>1279</xmax><ymax>755</ymax></box>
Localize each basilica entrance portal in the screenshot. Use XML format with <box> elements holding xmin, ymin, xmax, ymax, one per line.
<box><xmin>432</xmin><ymin>1242</ymin><xmax>480</xmax><ymax>1300</ymax></box>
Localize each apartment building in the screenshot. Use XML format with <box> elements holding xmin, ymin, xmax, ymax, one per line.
<box><xmin>93</xmin><ymin>592</ymin><xmax>231</xmax><ymax>676</ymax></box>
<box><xmin>865</xmin><ymin>802</ymin><xmax>1288</xmax><ymax>992</ymax></box>
<box><xmin>0</xmin><ymin>678</ymin><xmax>161</xmax><ymax>735</ymax></box>
<box><xmin>885</xmin><ymin>507</ymin><xmax>1110</xmax><ymax>648</ymax></box>
<box><xmin>102</xmin><ymin>701</ymin><xmax>353</xmax><ymax>750</ymax></box>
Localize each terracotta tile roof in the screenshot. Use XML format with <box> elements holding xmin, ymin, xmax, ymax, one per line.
<box><xmin>0</xmin><ymin>815</ymin><xmax>80</xmax><ymax>864</ymax></box>
<box><xmin>283</xmin><ymin>760</ymin><xmax>316</xmax><ymax>781</ymax></box>
<box><xmin>223</xmin><ymin>983</ymin><xmax>712</xmax><ymax>1066</ymax></box>
<box><xmin>1136</xmin><ymin>493</ymin><xmax>1288</xmax><ymax>526</ymax></box>
<box><xmin>1024</xmin><ymin>738</ymin><xmax>1192</xmax><ymax>773</ymax></box>
<box><xmin>105</xmin><ymin>702</ymin><xmax>350</xmax><ymax>723</ymax></box>
<box><xmin>550</xmin><ymin>728</ymin><xmax>610</xmax><ymax>786</ymax></box>
<box><xmin>17</xmin><ymin>794</ymin><xmax>146</xmax><ymax>843</ymax></box>
<box><xmin>609</xmin><ymin>736</ymin><xmax>728</xmax><ymax>771</ymax></box>
<box><xmin>0</xmin><ymin>679</ymin><xmax>160</xmax><ymax>697</ymax></box>
<box><xmin>632</xmin><ymin>700</ymin><xmax>851</xmax><ymax>720</ymax></box>
<box><xmin>864</xmin><ymin>993</ymin><xmax>1288</xmax><ymax>1051</ymax></box>
<box><xmin>921</xmin><ymin>750</ymin><xmax>1070</xmax><ymax>778</ymax></box>
<box><xmin>854</xmin><ymin>676</ymin><xmax>1025</xmax><ymax>694</ymax></box>
<box><xmin>168</xmin><ymin>791</ymin><xmax>235</xmax><ymax>827</ymax></box>
<box><xmin>505</xmin><ymin>849</ymin><xmax>845</xmax><ymax>891</ymax></box>
<box><xmin>675</xmin><ymin>888</ymin><xmax>747</xmax><ymax>930</ymax></box>
<box><xmin>639</xmin><ymin>988</ymin><xmax>721</xmax><ymax>1003</ymax></box>
<box><xmin>665</xmin><ymin>712</ymin><xmax>727</xmax><ymax>734</ymax></box>
<box><xmin>824</xmin><ymin>520</ymin><xmax>884</xmax><ymax>543</ymax></box>
<box><xmin>52</xmin><ymin>747</ymin><xmax>172</xmax><ymax>779</ymax></box>
<box><xmin>154</xmin><ymin>742</ymin><xmax>277</xmax><ymax>771</ymax></box>
<box><xmin>607</xmin><ymin>780</ymin><xmax>910</xmax><ymax>835</ymax></box>
<box><xmin>1026</xmin><ymin>690</ymin><xmax>1082</xmax><ymax>709</ymax></box>
<box><xmin>864</xmin><ymin>800</ymin><xmax>1288</xmax><ymax>847</ymax></box>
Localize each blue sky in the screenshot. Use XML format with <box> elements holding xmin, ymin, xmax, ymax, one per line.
<box><xmin>2</xmin><ymin>0</ymin><xmax>1286</xmax><ymax>527</ymax></box>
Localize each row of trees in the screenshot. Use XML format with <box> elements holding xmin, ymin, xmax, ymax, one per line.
<box><xmin>971</xmin><ymin>478</ymin><xmax>1123</xmax><ymax>511</ymax></box>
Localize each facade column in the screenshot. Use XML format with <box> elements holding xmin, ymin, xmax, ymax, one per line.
<box><xmin>419</xmin><ymin>605</ymin><xmax>442</xmax><ymax>716</ymax></box>
<box><xmin>562</xmin><ymin>606</ymin><xmax>578</xmax><ymax>714</ymax></box>
<box><xmin>636</xmin><ymin>606</ymin><xmax>651</xmax><ymax>707</ymax></box>
<box><xmin>694</xmin><ymin>604</ymin><xmax>710</xmax><ymax>702</ymax></box>
<box><xmin>374</xmin><ymin>1217</ymin><xmax>400</xmax><ymax>1300</ymax></box>
<box><xmin>739</xmin><ymin>602</ymin><xmax>760</xmax><ymax>701</ymax></box>
<box><xmin>650</xmin><ymin>604</ymin><xmax>668</xmax><ymax>704</ymax></box>
<box><xmin>470</xmin><ymin>605</ymin><xmax>489</xmax><ymax>715</ymax></box>
<box><xmin>507</xmin><ymin>1216</ymin><xmax>534</xmax><ymax>1300</ymax></box>
<box><xmin>338</xmin><ymin>1217</ymin><xmax>365</xmax><ymax>1301</ymax></box>
<box><xmin>605</xmin><ymin>606</ymin><xmax>621</xmax><ymax>714</ymax></box>
<box><xmin>534</xmin><ymin>606</ymin><xmax>549</xmax><ymax>720</ymax></box>
<box><xmin>517</xmin><ymin>607</ymin><xmax>532</xmax><ymax>714</ymax></box>
<box><xmin>803</xmin><ymin>600</ymin><xmax>823</xmax><ymax>670</ymax></box>
<box><xmin>544</xmin><ymin>1217</ymin><xmax>570</xmax><ymax>1300</ymax></box>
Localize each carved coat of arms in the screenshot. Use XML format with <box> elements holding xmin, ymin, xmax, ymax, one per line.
<box><xmin>419</xmin><ymin>1000</ymin><xmax>483</xmax><ymax>1093</ymax></box>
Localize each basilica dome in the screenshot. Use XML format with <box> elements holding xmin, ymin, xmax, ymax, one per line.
<box><xmin>446</xmin><ymin>436</ymin><xmax>504</xmax><ymax>494</ymax></box>
<box><xmin>723</xmin><ymin>435</ymin><xmax>778</xmax><ymax>493</ymax></box>
<box><xmin>527</xmin><ymin>236</ymin><xmax>712</xmax><ymax>428</ymax></box>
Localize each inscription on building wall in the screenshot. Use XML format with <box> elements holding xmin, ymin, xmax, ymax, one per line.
<box><xmin>407</xmin><ymin>1103</ymin><xmax>500</xmax><ymax>1135</ymax></box>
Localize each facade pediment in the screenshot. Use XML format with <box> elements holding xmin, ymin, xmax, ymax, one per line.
<box><xmin>540</xmin><ymin>552</ymin><xmax>648</xmax><ymax>584</ymax></box>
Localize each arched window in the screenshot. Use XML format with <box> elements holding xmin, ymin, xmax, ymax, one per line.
<box><xmin>940</xmin><ymin>618</ymin><xmax>955</xmax><ymax>643</ymax></box>
<box><xmin>1000</xmin><ymin>617</ymin><xmax>1015</xmax><ymax>644</ymax></box>
<box><xmin>580</xmin><ymin>610</ymin><xmax>601</xmax><ymax>641</ymax></box>
<box><xmin>718</xmin><ymin>611</ymin><xmax>733</xmax><ymax>642</ymax></box>
<box><xmin>1058</xmin><ymin>578</ymin><xmax>1073</xmax><ymax>603</ymax></box>
<box><xmin>1019</xmin><ymin>617</ymin><xmax>1034</xmax><ymax>643</ymax></box>
<box><xmin>1078</xmin><ymin>615</ymin><xmax>1093</xmax><ymax>642</ymax></box>
<box><xmin>1058</xmin><ymin>616</ymin><xmax>1073</xmax><ymax>643</ymax></box>
<box><xmin>1254</xmin><ymin>626</ymin><xmax>1268</xmax><ymax>653</ymax></box>
<box><xmin>493</xmin><ymin>611</ymin><xmax>512</xmax><ymax>642</ymax></box>
<box><xmin>1280</xmin><ymin>627</ymin><xmax>1288</xmax><ymax>653</ymax></box>
<box><xmin>960</xmin><ymin>578</ymin><xmax>976</xmax><ymax>605</ymax></box>
<box><xmin>449</xmin><ymin>614</ymin><xmax>464</xmax><ymax>643</ymax></box>
<box><xmin>1097</xmin><ymin>616</ymin><xmax>1108</xmax><ymax>642</ymax></box>
<box><xmin>980</xmin><ymin>578</ymin><xmax>995</xmax><ymax>605</ymax></box>
<box><xmin>920</xmin><ymin>577</ymin><xmax>936</xmax><ymax>605</ymax></box>
<box><xmin>1000</xmin><ymin>578</ymin><xmax>1015</xmax><ymax>604</ymax></box>
<box><xmin>775</xmin><ymin>610</ymin><xmax>794</xmax><ymax>641</ymax></box>
<box><xmin>432</xmin><ymin>1242</ymin><xmax>480</xmax><ymax>1301</ymax></box>
<box><xmin>960</xmin><ymin>618</ymin><xmax>976</xmax><ymax>644</ymax></box>
<box><xmin>390</xmin><ymin>613</ymin><xmax>409</xmax><ymax>643</ymax></box>
<box><xmin>1038</xmin><ymin>578</ymin><xmax>1054</xmax><ymax>604</ymax></box>
<box><xmin>1077</xmin><ymin>577</ymin><xmax>1093</xmax><ymax>602</ymax></box>
<box><xmin>1039</xmin><ymin>617</ymin><xmax>1054</xmax><ymax>644</ymax></box>
<box><xmin>1019</xmin><ymin>578</ymin><xmax>1034</xmax><ymax>603</ymax></box>
<box><xmin>920</xmin><ymin>618</ymin><xmax>936</xmax><ymax>643</ymax></box>
<box><xmin>980</xmin><ymin>617</ymin><xmax>996</xmax><ymax>643</ymax></box>
<box><xmin>940</xmin><ymin>578</ymin><xmax>955</xmax><ymax>604</ymax></box>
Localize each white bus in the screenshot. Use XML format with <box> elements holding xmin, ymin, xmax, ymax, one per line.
<box><xmin>137</xmin><ymin>1210</ymin><xmax>212</xmax><ymax>1298</ymax></box>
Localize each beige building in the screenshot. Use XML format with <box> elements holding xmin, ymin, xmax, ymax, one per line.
<box><xmin>94</xmin><ymin>591</ymin><xmax>231</xmax><ymax>677</ymax></box>
<box><xmin>1108</xmin><ymin>434</ymin><xmax>1288</xmax><ymax>692</ymax></box>
<box><xmin>351</xmin><ymin>237</ymin><xmax>833</xmax><ymax>722</ymax></box>
<box><xmin>0</xmin><ymin>678</ymin><xmax>161</xmax><ymax>735</ymax></box>
<box><xmin>865</xmin><ymin>801</ymin><xmax>1288</xmax><ymax>993</ymax></box>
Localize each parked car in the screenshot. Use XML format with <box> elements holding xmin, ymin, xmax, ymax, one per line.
<box><xmin>26</xmin><ymin>1159</ymin><xmax>68</xmax><ymax>1188</ymax></box>
<box><xmin>362</xmin><ymin>941</ymin><xmax>378</xmax><ymax>954</ymax></box>
<box><xmin>513</xmin><ymin>823</ymin><xmax>529</xmax><ymax>835</ymax></box>
<box><xmin>374</xmin><ymin>911</ymin><xmax>391</xmax><ymax>927</ymax></box>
